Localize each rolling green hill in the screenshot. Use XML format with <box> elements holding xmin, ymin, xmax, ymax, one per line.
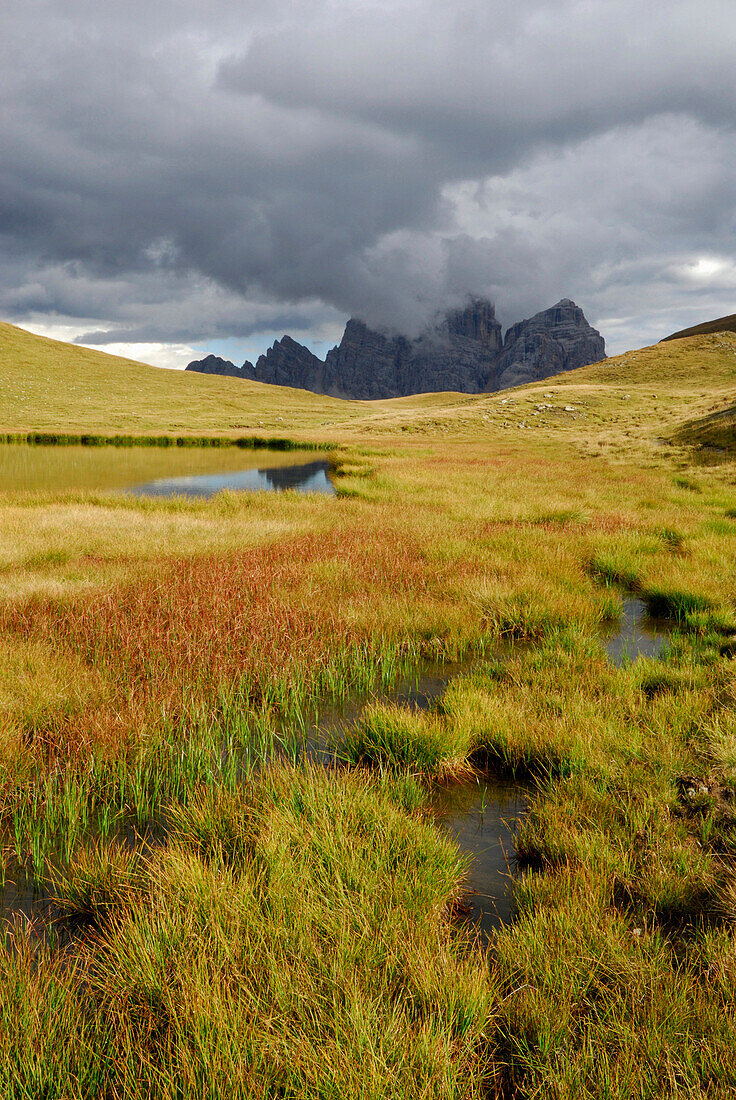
<box><xmin>0</xmin><ymin>322</ymin><xmax>363</xmax><ymax>437</ymax></box>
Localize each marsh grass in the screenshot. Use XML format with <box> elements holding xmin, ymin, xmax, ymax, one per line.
<box><xmin>0</xmin><ymin>767</ymin><xmax>498</xmax><ymax>1099</ymax></box>
<box><xmin>492</xmin><ymin>867</ymin><xmax>736</xmax><ymax>1099</ymax></box>
<box><xmin>50</xmin><ymin>838</ymin><xmax>144</xmax><ymax>926</ymax></box>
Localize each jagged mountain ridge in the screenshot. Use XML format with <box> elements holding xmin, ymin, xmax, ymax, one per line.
<box><xmin>186</xmin><ymin>298</ymin><xmax>605</xmax><ymax>399</ymax></box>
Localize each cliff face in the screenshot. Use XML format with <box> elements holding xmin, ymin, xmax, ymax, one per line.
<box><xmin>319</xmin><ymin>299</ymin><xmax>506</xmax><ymax>399</ymax></box>
<box><xmin>494</xmin><ymin>300</ymin><xmax>606</xmax><ymax>391</ymax></box>
<box><xmin>185</xmin><ymin>298</ymin><xmax>605</xmax><ymax>398</ymax></box>
<box><xmin>322</xmin><ymin>320</ymin><xmax>409</xmax><ymax>398</ymax></box>
<box><xmin>253</xmin><ymin>336</ymin><xmax>324</xmax><ymax>392</ymax></box>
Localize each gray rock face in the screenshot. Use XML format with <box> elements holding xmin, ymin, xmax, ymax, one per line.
<box><xmin>322</xmin><ymin>320</ymin><xmax>409</xmax><ymax>398</ymax></box>
<box><xmin>185</xmin><ymin>298</ymin><xmax>605</xmax><ymax>398</ymax></box>
<box><xmin>494</xmin><ymin>300</ymin><xmax>606</xmax><ymax>390</ymax></box>
<box><xmin>253</xmin><ymin>336</ymin><xmax>324</xmax><ymax>392</ymax></box>
<box><xmin>184</xmin><ymin>354</ymin><xmax>255</xmax><ymax>380</ymax></box>
<box><xmin>322</xmin><ymin>299</ymin><xmax>504</xmax><ymax>399</ymax></box>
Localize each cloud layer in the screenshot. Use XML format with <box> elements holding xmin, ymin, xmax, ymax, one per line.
<box><xmin>1</xmin><ymin>0</ymin><xmax>735</xmax><ymax>363</ymax></box>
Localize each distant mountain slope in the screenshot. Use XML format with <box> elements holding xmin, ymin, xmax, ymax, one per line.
<box><xmin>661</xmin><ymin>313</ymin><xmax>736</xmax><ymax>341</ymax></box>
<box><xmin>0</xmin><ymin>322</ymin><xmax>358</xmax><ymax>436</ymax></box>
<box><xmin>186</xmin><ymin>298</ymin><xmax>606</xmax><ymax>399</ymax></box>
<box><xmin>2</xmin><ymin>318</ymin><xmax>733</xmax><ymax>450</ymax></box>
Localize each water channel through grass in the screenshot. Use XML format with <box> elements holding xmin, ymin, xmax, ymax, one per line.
<box><xmin>0</xmin><ymin>593</ymin><xmax>678</xmax><ymax>947</ymax></box>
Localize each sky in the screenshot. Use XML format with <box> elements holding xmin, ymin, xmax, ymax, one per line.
<box><xmin>1</xmin><ymin>0</ymin><xmax>735</xmax><ymax>369</ymax></box>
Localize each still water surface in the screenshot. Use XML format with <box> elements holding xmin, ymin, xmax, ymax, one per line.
<box><xmin>130</xmin><ymin>459</ymin><xmax>333</xmax><ymax>498</ymax></box>
<box><xmin>0</xmin><ymin>444</ymin><xmax>334</xmax><ymax>497</ymax></box>
<box><xmin>602</xmin><ymin>597</ymin><xmax>669</xmax><ymax>665</ymax></box>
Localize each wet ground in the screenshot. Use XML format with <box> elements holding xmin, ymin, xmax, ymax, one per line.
<box><xmin>601</xmin><ymin>597</ymin><xmax>670</xmax><ymax>665</ymax></box>
<box><xmin>432</xmin><ymin>778</ymin><xmax>526</xmax><ymax>936</ymax></box>
<box><xmin>0</xmin><ymin>595</ymin><xmax>676</xmax><ymax>941</ymax></box>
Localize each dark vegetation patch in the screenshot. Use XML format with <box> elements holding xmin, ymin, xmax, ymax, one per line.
<box><xmin>586</xmin><ymin>552</ymin><xmax>724</xmax><ymax>633</ymax></box>
<box><xmin>670</xmin><ymin>404</ymin><xmax>736</xmax><ymax>459</ymax></box>
<box><xmin>661</xmin><ymin>314</ymin><xmax>736</xmax><ymax>341</ymax></box>
<box><xmin>0</xmin><ymin>432</ymin><xmax>329</xmax><ymax>451</ymax></box>
<box><xmin>644</xmin><ymin>588</ymin><xmax>712</xmax><ymax>620</ymax></box>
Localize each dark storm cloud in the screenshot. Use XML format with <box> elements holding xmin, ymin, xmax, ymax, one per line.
<box><xmin>1</xmin><ymin>0</ymin><xmax>735</xmax><ymax>360</ymax></box>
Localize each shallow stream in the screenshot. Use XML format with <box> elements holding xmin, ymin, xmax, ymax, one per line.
<box><xmin>0</xmin><ymin>595</ymin><xmax>678</xmax><ymax>941</ymax></box>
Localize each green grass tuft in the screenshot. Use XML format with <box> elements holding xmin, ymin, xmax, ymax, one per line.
<box><xmin>340</xmin><ymin>702</ymin><xmax>476</xmax><ymax>778</ymax></box>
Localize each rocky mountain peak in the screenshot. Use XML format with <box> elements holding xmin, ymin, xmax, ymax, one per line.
<box><xmin>253</xmin><ymin>336</ymin><xmax>324</xmax><ymax>392</ymax></box>
<box><xmin>184</xmin><ymin>353</ymin><xmax>254</xmax><ymax>380</ymax></box>
<box><xmin>496</xmin><ymin>300</ymin><xmax>606</xmax><ymax>390</ymax></box>
<box><xmin>446</xmin><ymin>298</ymin><xmax>503</xmax><ymax>348</ymax></box>
<box><xmin>185</xmin><ymin>296</ymin><xmax>605</xmax><ymax>399</ymax></box>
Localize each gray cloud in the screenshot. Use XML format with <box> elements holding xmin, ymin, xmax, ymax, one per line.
<box><xmin>1</xmin><ymin>0</ymin><xmax>735</xmax><ymax>363</ymax></box>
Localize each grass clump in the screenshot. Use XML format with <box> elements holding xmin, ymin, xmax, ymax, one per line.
<box><xmin>166</xmin><ymin>786</ymin><xmax>253</xmax><ymax>867</ymax></box>
<box><xmin>4</xmin><ymin>765</ymin><xmax>497</xmax><ymax>1100</ymax></box>
<box><xmin>340</xmin><ymin>701</ymin><xmax>475</xmax><ymax>778</ymax></box>
<box><xmin>587</xmin><ymin>548</ymin><xmax>643</xmax><ymax>590</ymax></box>
<box><xmin>492</xmin><ymin>868</ymin><xmax>736</xmax><ymax>1098</ymax></box>
<box><xmin>643</xmin><ymin>586</ymin><xmax>713</xmax><ymax>622</ymax></box>
<box><xmin>657</xmin><ymin>526</ymin><xmax>687</xmax><ymax>553</ymax></box>
<box><xmin>439</xmin><ymin>632</ymin><xmax>605</xmax><ymax>779</ymax></box>
<box><xmin>51</xmin><ymin>838</ymin><xmax>144</xmax><ymax>925</ymax></box>
<box><xmin>0</xmin><ymin>926</ymin><xmax>111</xmax><ymax>1097</ymax></box>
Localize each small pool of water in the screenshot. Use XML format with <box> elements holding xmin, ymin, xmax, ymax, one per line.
<box><xmin>0</xmin><ymin>444</ymin><xmax>334</xmax><ymax>497</ymax></box>
<box><xmin>432</xmin><ymin>778</ymin><xmax>525</xmax><ymax>937</ymax></box>
<box><xmin>601</xmin><ymin>598</ymin><xmax>670</xmax><ymax>665</ymax></box>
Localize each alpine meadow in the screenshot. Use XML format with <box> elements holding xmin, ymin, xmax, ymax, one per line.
<box><xmin>0</xmin><ymin>320</ymin><xmax>733</xmax><ymax>1097</ymax></box>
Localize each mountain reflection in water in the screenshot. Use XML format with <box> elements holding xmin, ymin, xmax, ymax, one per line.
<box><xmin>128</xmin><ymin>460</ymin><xmax>335</xmax><ymax>499</ymax></box>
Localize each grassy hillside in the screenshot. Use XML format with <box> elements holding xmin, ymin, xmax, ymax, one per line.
<box><xmin>0</xmin><ymin>322</ymin><xmax>363</xmax><ymax>437</ymax></box>
<box><xmin>2</xmin><ymin>321</ymin><xmax>735</xmax><ymax>456</ymax></box>
<box><xmin>662</xmin><ymin>312</ymin><xmax>736</xmax><ymax>341</ymax></box>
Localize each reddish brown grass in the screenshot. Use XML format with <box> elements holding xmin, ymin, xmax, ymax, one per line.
<box><xmin>0</xmin><ymin>525</ymin><xmax>471</xmax><ymax>759</ymax></box>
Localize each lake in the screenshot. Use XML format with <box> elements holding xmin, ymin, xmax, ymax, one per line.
<box><xmin>0</xmin><ymin>444</ymin><xmax>334</xmax><ymax>497</ymax></box>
